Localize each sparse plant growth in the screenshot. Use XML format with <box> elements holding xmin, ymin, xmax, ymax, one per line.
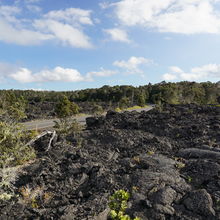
<box><xmin>92</xmin><ymin>104</ymin><xmax>104</xmax><ymax>116</ymax></box>
<box><xmin>147</xmin><ymin>151</ymin><xmax>154</xmax><ymax>155</ymax></box>
<box><xmin>187</xmin><ymin>176</ymin><xmax>192</xmax><ymax>183</ymax></box>
<box><xmin>109</xmin><ymin>190</ymin><xmax>140</xmax><ymax>220</ymax></box>
<box><xmin>0</xmin><ymin>162</ymin><xmax>19</xmax><ymax>201</ymax></box>
<box><xmin>19</xmin><ymin>185</ymin><xmax>53</xmax><ymax>208</ymax></box>
<box><xmin>53</xmin><ymin>118</ymin><xmax>83</xmax><ymax>136</ymax></box>
<box><xmin>0</xmin><ymin>121</ymin><xmax>36</xmax><ymax>167</ymax></box>
<box><xmin>175</xmin><ymin>162</ymin><xmax>185</xmax><ymax>169</ymax></box>
<box><xmin>53</xmin><ymin>118</ymin><xmax>83</xmax><ymax>148</ymax></box>
<box><xmin>1</xmin><ymin>88</ymin><xmax>220</xmax><ymax>219</ymax></box>
<box><xmin>115</xmin><ymin>107</ymin><xmax>122</xmax><ymax>112</ymax></box>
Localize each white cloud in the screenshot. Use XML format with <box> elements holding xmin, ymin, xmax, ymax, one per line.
<box><xmin>0</xmin><ymin>62</ymin><xmax>18</xmax><ymax>75</ymax></box>
<box><xmin>25</xmin><ymin>0</ymin><xmax>41</xmax><ymax>3</ymax></box>
<box><xmin>163</xmin><ymin>64</ymin><xmax>220</xmax><ymax>81</ymax></box>
<box><xmin>0</xmin><ymin>20</ymin><xmax>53</xmax><ymax>45</ymax></box>
<box><xmin>99</xmin><ymin>2</ymin><xmax>111</xmax><ymax>9</ymax></box>
<box><xmin>10</xmin><ymin>68</ymin><xmax>35</xmax><ymax>83</ymax></box>
<box><xmin>104</xmin><ymin>28</ymin><xmax>131</xmax><ymax>43</ymax></box>
<box><xmin>0</xmin><ymin>63</ymin><xmax>117</xmax><ymax>83</ymax></box>
<box><xmin>15</xmin><ymin>0</ymin><xmax>41</xmax><ymax>3</ymax></box>
<box><xmin>34</xmin><ymin>19</ymin><xmax>93</xmax><ymax>48</ymax></box>
<box><xmin>113</xmin><ymin>56</ymin><xmax>153</xmax><ymax>73</ymax></box>
<box><xmin>10</xmin><ymin>66</ymin><xmax>85</xmax><ymax>83</ymax></box>
<box><xmin>44</xmin><ymin>8</ymin><xmax>93</xmax><ymax>25</ymax></box>
<box><xmin>163</xmin><ymin>73</ymin><xmax>177</xmax><ymax>81</ymax></box>
<box><xmin>0</xmin><ymin>4</ymin><xmax>93</xmax><ymax>48</ymax></box>
<box><xmin>26</xmin><ymin>5</ymin><xmax>41</xmax><ymax>13</ymax></box>
<box><xmin>0</xmin><ymin>5</ymin><xmax>21</xmax><ymax>24</ymax></box>
<box><xmin>112</xmin><ymin>0</ymin><xmax>220</xmax><ymax>34</ymax></box>
<box><xmin>169</xmin><ymin>66</ymin><xmax>184</xmax><ymax>73</ymax></box>
<box><xmin>0</xmin><ymin>62</ymin><xmax>18</xmax><ymax>81</ymax></box>
<box><xmin>86</xmin><ymin>68</ymin><xmax>117</xmax><ymax>81</ymax></box>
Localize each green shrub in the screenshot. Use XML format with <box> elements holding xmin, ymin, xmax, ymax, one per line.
<box><xmin>53</xmin><ymin>118</ymin><xmax>82</xmax><ymax>136</ymax></box>
<box><xmin>108</xmin><ymin>190</ymin><xmax>140</xmax><ymax>220</ymax></box>
<box><xmin>55</xmin><ymin>95</ymin><xmax>79</xmax><ymax>118</ymax></box>
<box><xmin>92</xmin><ymin>104</ymin><xmax>104</xmax><ymax>116</ymax></box>
<box><xmin>0</xmin><ymin>121</ymin><xmax>36</xmax><ymax>167</ymax></box>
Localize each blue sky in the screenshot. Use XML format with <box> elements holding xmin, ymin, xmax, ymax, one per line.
<box><xmin>0</xmin><ymin>0</ymin><xmax>220</xmax><ymax>91</ymax></box>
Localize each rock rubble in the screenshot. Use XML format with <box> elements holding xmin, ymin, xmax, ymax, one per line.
<box><xmin>1</xmin><ymin>104</ymin><xmax>220</xmax><ymax>219</ymax></box>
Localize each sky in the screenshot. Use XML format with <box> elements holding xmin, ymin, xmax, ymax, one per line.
<box><xmin>0</xmin><ymin>0</ymin><xmax>220</xmax><ymax>91</ymax></box>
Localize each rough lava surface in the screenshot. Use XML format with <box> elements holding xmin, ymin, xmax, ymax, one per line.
<box><xmin>1</xmin><ymin>104</ymin><xmax>220</xmax><ymax>220</ymax></box>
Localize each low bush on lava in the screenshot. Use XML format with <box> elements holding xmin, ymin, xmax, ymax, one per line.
<box><xmin>109</xmin><ymin>190</ymin><xmax>140</xmax><ymax>220</ymax></box>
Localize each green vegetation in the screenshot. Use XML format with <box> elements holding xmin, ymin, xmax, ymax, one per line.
<box><xmin>92</xmin><ymin>103</ymin><xmax>104</xmax><ymax>116</ymax></box>
<box><xmin>0</xmin><ymin>82</ymin><xmax>219</xmax><ymax>121</ymax></box>
<box><xmin>54</xmin><ymin>118</ymin><xmax>83</xmax><ymax>136</ymax></box>
<box><xmin>55</xmin><ymin>95</ymin><xmax>79</xmax><ymax>118</ymax></box>
<box><xmin>109</xmin><ymin>190</ymin><xmax>140</xmax><ymax>220</ymax></box>
<box><xmin>0</xmin><ymin>121</ymin><xmax>36</xmax><ymax>168</ymax></box>
<box><xmin>0</xmin><ymin>96</ymin><xmax>36</xmax><ymax>202</ymax></box>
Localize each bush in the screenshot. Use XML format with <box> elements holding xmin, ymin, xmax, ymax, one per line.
<box><xmin>92</xmin><ymin>104</ymin><xmax>104</xmax><ymax>116</ymax></box>
<box><xmin>53</xmin><ymin>118</ymin><xmax>83</xmax><ymax>136</ymax></box>
<box><xmin>0</xmin><ymin>121</ymin><xmax>36</xmax><ymax>168</ymax></box>
<box><xmin>55</xmin><ymin>95</ymin><xmax>79</xmax><ymax>118</ymax></box>
<box><xmin>108</xmin><ymin>190</ymin><xmax>140</xmax><ymax>220</ymax></box>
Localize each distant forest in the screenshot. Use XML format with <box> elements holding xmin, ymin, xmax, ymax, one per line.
<box><xmin>0</xmin><ymin>81</ymin><xmax>220</xmax><ymax>120</ymax></box>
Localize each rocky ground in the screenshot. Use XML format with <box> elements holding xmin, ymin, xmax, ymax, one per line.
<box><xmin>1</xmin><ymin>104</ymin><xmax>220</xmax><ymax>220</ymax></box>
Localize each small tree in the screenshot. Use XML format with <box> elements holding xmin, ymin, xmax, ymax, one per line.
<box><xmin>119</xmin><ymin>97</ymin><xmax>129</xmax><ymax>110</ymax></box>
<box><xmin>137</xmin><ymin>93</ymin><xmax>146</xmax><ymax>107</ymax></box>
<box><xmin>55</xmin><ymin>95</ymin><xmax>79</xmax><ymax>118</ymax></box>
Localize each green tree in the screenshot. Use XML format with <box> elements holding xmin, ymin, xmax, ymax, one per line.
<box><xmin>119</xmin><ymin>97</ymin><xmax>130</xmax><ymax>109</ymax></box>
<box><xmin>55</xmin><ymin>95</ymin><xmax>79</xmax><ymax>118</ymax></box>
<box><xmin>137</xmin><ymin>93</ymin><xmax>146</xmax><ymax>107</ymax></box>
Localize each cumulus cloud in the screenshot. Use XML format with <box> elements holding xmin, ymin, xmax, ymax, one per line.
<box><xmin>0</xmin><ymin>62</ymin><xmax>117</xmax><ymax>83</ymax></box>
<box><xmin>10</xmin><ymin>66</ymin><xmax>85</xmax><ymax>83</ymax></box>
<box><xmin>163</xmin><ymin>64</ymin><xmax>220</xmax><ymax>81</ymax></box>
<box><xmin>0</xmin><ymin>4</ymin><xmax>93</xmax><ymax>48</ymax></box>
<box><xmin>0</xmin><ymin>20</ymin><xmax>53</xmax><ymax>45</ymax></box>
<box><xmin>112</xmin><ymin>0</ymin><xmax>220</xmax><ymax>34</ymax></box>
<box><xmin>34</xmin><ymin>19</ymin><xmax>92</xmax><ymax>48</ymax></box>
<box><xmin>104</xmin><ymin>28</ymin><xmax>131</xmax><ymax>43</ymax></box>
<box><xmin>163</xmin><ymin>73</ymin><xmax>177</xmax><ymax>81</ymax></box>
<box><xmin>86</xmin><ymin>68</ymin><xmax>117</xmax><ymax>81</ymax></box>
<box><xmin>113</xmin><ymin>56</ymin><xmax>153</xmax><ymax>73</ymax></box>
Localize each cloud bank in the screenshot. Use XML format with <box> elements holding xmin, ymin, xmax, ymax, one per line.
<box><xmin>0</xmin><ymin>5</ymin><xmax>93</xmax><ymax>48</ymax></box>
<box><xmin>111</xmin><ymin>0</ymin><xmax>220</xmax><ymax>34</ymax></box>
<box><xmin>163</xmin><ymin>64</ymin><xmax>220</xmax><ymax>81</ymax></box>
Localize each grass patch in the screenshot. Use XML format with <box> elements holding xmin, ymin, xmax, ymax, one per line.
<box><xmin>115</xmin><ymin>105</ymin><xmax>149</xmax><ymax>112</ymax></box>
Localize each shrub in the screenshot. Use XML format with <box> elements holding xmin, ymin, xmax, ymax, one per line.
<box><xmin>0</xmin><ymin>121</ymin><xmax>36</xmax><ymax>168</ymax></box>
<box><xmin>55</xmin><ymin>95</ymin><xmax>79</xmax><ymax>118</ymax></box>
<box><xmin>53</xmin><ymin>118</ymin><xmax>83</xmax><ymax>136</ymax></box>
<box><xmin>19</xmin><ymin>185</ymin><xmax>53</xmax><ymax>208</ymax></box>
<box><xmin>92</xmin><ymin>104</ymin><xmax>104</xmax><ymax>116</ymax></box>
<box><xmin>108</xmin><ymin>190</ymin><xmax>140</xmax><ymax>220</ymax></box>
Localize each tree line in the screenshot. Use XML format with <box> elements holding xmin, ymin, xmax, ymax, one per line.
<box><xmin>0</xmin><ymin>81</ymin><xmax>219</xmax><ymax>120</ymax></box>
